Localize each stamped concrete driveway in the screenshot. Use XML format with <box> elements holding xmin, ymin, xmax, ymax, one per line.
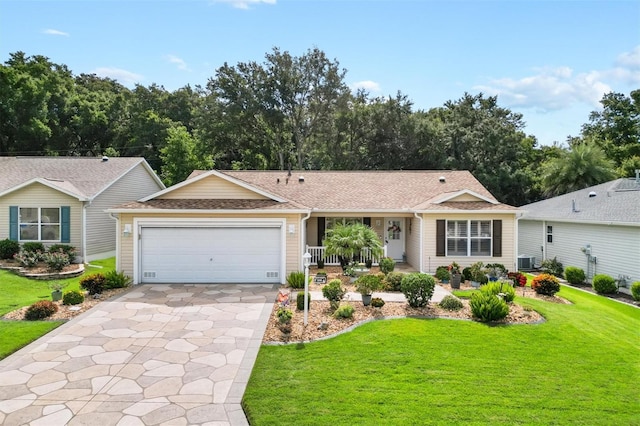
<box><xmin>0</xmin><ymin>284</ymin><xmax>279</xmax><ymax>426</ymax></box>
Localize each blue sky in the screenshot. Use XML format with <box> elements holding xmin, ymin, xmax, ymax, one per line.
<box><xmin>1</xmin><ymin>0</ymin><xmax>639</xmax><ymax>146</ymax></box>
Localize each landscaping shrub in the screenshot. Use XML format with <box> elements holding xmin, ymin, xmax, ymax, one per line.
<box><xmin>322</xmin><ymin>279</ymin><xmax>346</xmax><ymax>311</ymax></box>
<box><xmin>0</xmin><ymin>238</ymin><xmax>20</xmax><ymax>259</ymax></box>
<box><xmin>296</xmin><ymin>292</ymin><xmax>311</xmax><ymax>311</ymax></box>
<box><xmin>355</xmin><ymin>274</ymin><xmax>382</xmax><ymax>295</ymax></box>
<box><xmin>435</xmin><ymin>266</ymin><xmax>450</xmax><ymax>282</ymax></box>
<box><xmin>631</xmin><ymin>281</ymin><xmax>640</xmax><ymax>301</ymax></box>
<box><xmin>462</xmin><ymin>267</ymin><xmax>472</xmax><ymax>282</ymax></box>
<box><xmin>371</xmin><ymin>297</ymin><xmax>385</xmax><ymax>308</ymax></box>
<box><xmin>24</xmin><ymin>300</ymin><xmax>59</xmax><ymax>320</ymax></box>
<box><xmin>439</xmin><ymin>295</ymin><xmax>463</xmax><ymax>311</ymax></box>
<box><xmin>14</xmin><ymin>250</ymin><xmax>42</xmax><ymax>267</ymax></box>
<box><xmin>287</xmin><ymin>271</ymin><xmax>306</xmax><ymax>289</ymax></box>
<box><xmin>104</xmin><ymin>270</ymin><xmax>132</xmax><ymax>289</ymax></box>
<box><xmin>22</xmin><ymin>242</ymin><xmax>45</xmax><ymax>253</ymax></box>
<box><xmin>507</xmin><ymin>271</ymin><xmax>527</xmax><ymax>287</ymax></box>
<box><xmin>379</xmin><ymin>257</ymin><xmax>396</xmax><ymax>274</ymax></box>
<box><xmin>48</xmin><ymin>244</ymin><xmax>77</xmax><ymax>259</ymax></box>
<box><xmin>63</xmin><ymin>290</ymin><xmax>85</xmax><ymax>305</ymax></box>
<box><xmin>276</xmin><ymin>307</ymin><xmax>292</xmax><ymax>323</ymax></box>
<box><xmin>485</xmin><ymin>263</ymin><xmax>507</xmax><ymax>280</ymax></box>
<box><xmin>592</xmin><ymin>274</ymin><xmax>617</xmax><ymax>294</ymax></box>
<box><xmin>540</xmin><ymin>257</ymin><xmax>564</xmax><ymax>277</ymax></box>
<box><xmin>80</xmin><ymin>273</ymin><xmax>106</xmax><ymax>295</ymax></box>
<box><xmin>43</xmin><ymin>251</ymin><xmax>70</xmax><ymax>272</ymax></box>
<box><xmin>480</xmin><ymin>281</ymin><xmax>516</xmax><ymax>303</ymax></box>
<box><xmin>564</xmin><ymin>266</ymin><xmax>586</xmax><ymax>285</ymax></box>
<box><xmin>383</xmin><ymin>271</ymin><xmax>404</xmax><ymax>292</ymax></box>
<box><xmin>401</xmin><ymin>273</ymin><xmax>435</xmax><ymax>308</ymax></box>
<box><xmin>333</xmin><ymin>304</ymin><xmax>354</xmax><ymax>319</ymax></box>
<box><xmin>531</xmin><ymin>273</ymin><xmax>560</xmax><ymax>296</ymax></box>
<box><xmin>470</xmin><ymin>292</ymin><xmax>509</xmax><ymax>322</ymax></box>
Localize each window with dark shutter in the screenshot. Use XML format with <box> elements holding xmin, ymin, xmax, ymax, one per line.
<box><xmin>436</xmin><ymin>220</ymin><xmax>445</xmax><ymax>256</ymax></box>
<box><xmin>492</xmin><ymin>220</ymin><xmax>502</xmax><ymax>257</ymax></box>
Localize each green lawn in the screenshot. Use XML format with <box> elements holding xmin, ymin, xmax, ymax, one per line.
<box><xmin>243</xmin><ymin>286</ymin><xmax>640</xmax><ymax>425</ymax></box>
<box><xmin>0</xmin><ymin>258</ymin><xmax>115</xmax><ymax>360</ymax></box>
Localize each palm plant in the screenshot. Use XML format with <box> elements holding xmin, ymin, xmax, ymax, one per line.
<box><xmin>324</xmin><ymin>223</ymin><xmax>383</xmax><ymax>270</ymax></box>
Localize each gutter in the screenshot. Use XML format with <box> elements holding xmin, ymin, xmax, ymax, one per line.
<box><xmin>413</xmin><ymin>212</ymin><xmax>423</xmax><ymax>273</ymax></box>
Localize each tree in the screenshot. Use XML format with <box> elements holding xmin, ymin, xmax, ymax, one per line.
<box><xmin>160</xmin><ymin>125</ymin><xmax>213</xmax><ymax>186</ymax></box>
<box><xmin>324</xmin><ymin>223</ymin><xmax>383</xmax><ymax>270</ymax></box>
<box><xmin>540</xmin><ymin>139</ymin><xmax>616</xmax><ymax>197</ymax></box>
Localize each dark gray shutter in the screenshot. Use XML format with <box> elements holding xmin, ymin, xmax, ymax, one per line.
<box><xmin>436</xmin><ymin>220</ymin><xmax>445</xmax><ymax>257</ymax></box>
<box><xmin>61</xmin><ymin>206</ymin><xmax>70</xmax><ymax>243</ymax></box>
<box><xmin>317</xmin><ymin>217</ymin><xmax>325</xmax><ymax>246</ymax></box>
<box><xmin>9</xmin><ymin>206</ymin><xmax>18</xmax><ymax>241</ymax></box>
<box><xmin>492</xmin><ymin>220</ymin><xmax>502</xmax><ymax>257</ymax></box>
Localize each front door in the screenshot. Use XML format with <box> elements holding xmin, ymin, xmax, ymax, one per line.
<box><xmin>384</xmin><ymin>218</ymin><xmax>405</xmax><ymax>262</ymax></box>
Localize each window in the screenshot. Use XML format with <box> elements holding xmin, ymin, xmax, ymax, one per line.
<box><xmin>446</xmin><ymin>220</ymin><xmax>492</xmax><ymax>256</ymax></box>
<box><xmin>19</xmin><ymin>207</ymin><xmax>60</xmax><ymax>241</ymax></box>
<box><xmin>546</xmin><ymin>225</ymin><xmax>553</xmax><ymax>243</ymax></box>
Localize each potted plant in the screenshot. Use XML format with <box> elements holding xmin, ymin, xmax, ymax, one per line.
<box><xmin>448</xmin><ymin>262</ymin><xmax>462</xmax><ymax>289</ymax></box>
<box><xmin>435</xmin><ymin>266</ymin><xmax>450</xmax><ymax>283</ymax></box>
<box><xmin>469</xmin><ymin>261</ymin><xmax>485</xmax><ymax>288</ymax></box>
<box><xmin>316</xmin><ymin>258</ymin><xmax>325</xmax><ymax>269</ymax></box>
<box><xmin>354</xmin><ymin>274</ymin><xmax>382</xmax><ymax>306</ymax></box>
<box><xmin>49</xmin><ymin>281</ymin><xmax>68</xmax><ymax>301</ymax></box>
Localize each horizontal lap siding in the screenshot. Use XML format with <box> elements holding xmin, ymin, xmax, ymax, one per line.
<box><xmin>518</xmin><ymin>220</ymin><xmax>543</xmax><ymax>263</ymax></box>
<box><xmin>159</xmin><ymin>176</ymin><xmax>268</xmax><ymax>199</ymax></box>
<box><xmin>0</xmin><ymin>184</ymin><xmax>82</xmax><ymax>252</ymax></box>
<box><xmin>405</xmin><ymin>217</ymin><xmax>420</xmax><ymax>270</ymax></box>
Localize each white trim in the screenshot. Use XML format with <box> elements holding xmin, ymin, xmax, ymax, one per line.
<box><xmin>82</xmin><ymin>202</ymin><xmax>89</xmax><ymax>263</ymax></box>
<box><xmin>91</xmin><ymin>159</ymin><xmax>165</xmax><ymax>201</ymax></box>
<box><xmin>133</xmin><ymin>217</ymin><xmax>286</xmax><ymax>285</ymax></box>
<box><xmin>106</xmin><ymin>208</ymin><xmax>309</xmax><ymax>214</ymax></box>
<box><xmin>0</xmin><ymin>178</ymin><xmax>87</xmax><ymax>201</ymax></box>
<box><xmin>414</xmin><ymin>212</ymin><xmax>423</xmax><ymax>273</ymax></box>
<box><xmin>433</xmin><ymin>189</ymin><xmax>498</xmax><ymax>205</ymax></box>
<box><xmin>520</xmin><ymin>217</ymin><xmax>640</xmax><ymax>227</ymax></box>
<box><xmin>138</xmin><ymin>170</ymin><xmax>287</xmax><ymax>203</ymax></box>
<box><xmin>417</xmin><ymin>209</ymin><xmax>520</xmax><ymax>214</ymax></box>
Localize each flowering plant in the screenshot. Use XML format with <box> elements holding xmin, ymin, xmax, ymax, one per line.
<box><xmin>447</xmin><ymin>262</ymin><xmax>461</xmax><ymax>275</ymax></box>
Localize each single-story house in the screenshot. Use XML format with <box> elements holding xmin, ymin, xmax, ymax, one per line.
<box><xmin>518</xmin><ymin>176</ymin><xmax>640</xmax><ymax>292</ymax></box>
<box><xmin>0</xmin><ymin>156</ymin><xmax>165</xmax><ymax>262</ymax></box>
<box><xmin>108</xmin><ymin>170</ymin><xmax>519</xmax><ymax>285</ymax></box>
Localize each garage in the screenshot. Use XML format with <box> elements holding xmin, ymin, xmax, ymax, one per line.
<box><xmin>139</xmin><ymin>225</ymin><xmax>282</xmax><ymax>284</ymax></box>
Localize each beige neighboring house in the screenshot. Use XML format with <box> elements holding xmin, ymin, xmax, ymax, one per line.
<box><xmin>108</xmin><ymin>170</ymin><xmax>519</xmax><ymax>285</ymax></box>
<box><xmin>0</xmin><ymin>157</ymin><xmax>165</xmax><ymax>262</ymax></box>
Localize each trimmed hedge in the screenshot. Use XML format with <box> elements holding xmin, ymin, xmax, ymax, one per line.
<box><xmin>25</xmin><ymin>300</ymin><xmax>58</xmax><ymax>320</ymax></box>
<box><xmin>401</xmin><ymin>273</ymin><xmax>435</xmax><ymax>308</ymax></box>
<box><xmin>564</xmin><ymin>266</ymin><xmax>586</xmax><ymax>285</ymax></box>
<box><xmin>592</xmin><ymin>274</ymin><xmax>617</xmax><ymax>294</ymax></box>
<box><xmin>631</xmin><ymin>281</ymin><xmax>640</xmax><ymax>301</ymax></box>
<box><xmin>531</xmin><ymin>273</ymin><xmax>560</xmax><ymax>296</ymax></box>
<box><xmin>0</xmin><ymin>238</ymin><xmax>20</xmax><ymax>260</ymax></box>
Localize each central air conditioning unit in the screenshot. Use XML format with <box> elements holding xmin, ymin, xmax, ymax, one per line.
<box><xmin>517</xmin><ymin>255</ymin><xmax>536</xmax><ymax>271</ymax></box>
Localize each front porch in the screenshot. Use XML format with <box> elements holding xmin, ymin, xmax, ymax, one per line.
<box><xmin>306</xmin><ymin>245</ymin><xmax>390</xmax><ymax>266</ymax></box>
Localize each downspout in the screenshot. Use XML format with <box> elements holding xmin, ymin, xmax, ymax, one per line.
<box><xmin>82</xmin><ymin>201</ymin><xmax>90</xmax><ymax>264</ymax></box>
<box><xmin>300</xmin><ymin>210</ymin><xmax>312</xmax><ymax>270</ymax></box>
<box><xmin>413</xmin><ymin>212</ymin><xmax>423</xmax><ymax>273</ymax></box>
<box><xmin>515</xmin><ymin>212</ymin><xmax>523</xmax><ymax>272</ymax></box>
<box><xmin>109</xmin><ymin>212</ymin><xmax>120</xmax><ymax>271</ymax></box>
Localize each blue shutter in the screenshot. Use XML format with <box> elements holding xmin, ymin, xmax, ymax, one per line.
<box><xmin>9</xmin><ymin>206</ymin><xmax>18</xmax><ymax>241</ymax></box>
<box><xmin>61</xmin><ymin>206</ymin><xmax>70</xmax><ymax>243</ymax></box>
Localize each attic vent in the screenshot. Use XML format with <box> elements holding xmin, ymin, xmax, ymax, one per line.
<box><xmin>439</xmin><ymin>176</ymin><xmax>446</xmax><ymax>183</ymax></box>
<box><xmin>298</xmin><ymin>176</ymin><xmax>305</xmax><ymax>183</ymax></box>
<box><xmin>588</xmin><ymin>191</ymin><xmax>597</xmax><ymax>198</ymax></box>
<box><xmin>102</xmin><ymin>156</ymin><xmax>109</xmax><ymax>162</ymax></box>
<box><xmin>143</xmin><ymin>271</ymin><xmax>156</xmax><ymax>279</ymax></box>
<box><xmin>266</xmin><ymin>271</ymin><xmax>279</xmax><ymax>279</ymax></box>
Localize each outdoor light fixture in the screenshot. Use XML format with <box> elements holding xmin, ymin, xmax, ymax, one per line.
<box><xmin>303</xmin><ymin>252</ymin><xmax>312</xmax><ymax>326</ymax></box>
<box><xmin>123</xmin><ymin>224</ymin><xmax>132</xmax><ymax>237</ymax></box>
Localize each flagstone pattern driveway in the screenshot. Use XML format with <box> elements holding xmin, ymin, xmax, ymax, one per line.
<box><xmin>0</xmin><ymin>284</ymin><xmax>279</xmax><ymax>425</ymax></box>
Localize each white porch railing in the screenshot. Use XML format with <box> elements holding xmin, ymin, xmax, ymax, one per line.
<box><xmin>306</xmin><ymin>245</ymin><xmax>388</xmax><ymax>266</ymax></box>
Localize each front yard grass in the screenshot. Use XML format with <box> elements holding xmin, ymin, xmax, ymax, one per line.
<box><xmin>0</xmin><ymin>257</ymin><xmax>115</xmax><ymax>360</ymax></box>
<box><xmin>243</xmin><ymin>286</ymin><xmax>640</xmax><ymax>425</ymax></box>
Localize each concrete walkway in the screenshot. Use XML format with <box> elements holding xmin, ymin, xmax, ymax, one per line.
<box><xmin>0</xmin><ymin>284</ymin><xmax>279</xmax><ymax>426</ymax></box>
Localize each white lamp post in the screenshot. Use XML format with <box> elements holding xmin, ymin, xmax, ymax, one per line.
<box><xmin>302</xmin><ymin>252</ymin><xmax>312</xmax><ymax>326</ymax></box>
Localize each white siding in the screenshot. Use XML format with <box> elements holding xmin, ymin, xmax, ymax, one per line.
<box><xmin>405</xmin><ymin>216</ymin><xmax>420</xmax><ymax>270</ymax></box>
<box><xmin>86</xmin><ymin>163</ymin><xmax>164</xmax><ymax>260</ymax></box>
<box><xmin>518</xmin><ymin>220</ymin><xmax>543</xmax><ymax>265</ymax></box>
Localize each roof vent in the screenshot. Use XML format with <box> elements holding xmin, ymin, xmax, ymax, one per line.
<box><xmin>588</xmin><ymin>191</ymin><xmax>596</xmax><ymax>198</ymax></box>
<box><xmin>439</xmin><ymin>176</ymin><xmax>446</xmax><ymax>183</ymax></box>
<box><xmin>298</xmin><ymin>176</ymin><xmax>304</xmax><ymax>183</ymax></box>
<box><xmin>102</xmin><ymin>156</ymin><xmax>109</xmax><ymax>162</ymax></box>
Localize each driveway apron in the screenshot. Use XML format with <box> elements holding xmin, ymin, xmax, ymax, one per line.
<box><xmin>0</xmin><ymin>284</ymin><xmax>279</xmax><ymax>426</ymax></box>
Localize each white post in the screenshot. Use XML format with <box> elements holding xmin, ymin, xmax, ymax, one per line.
<box><xmin>303</xmin><ymin>252</ymin><xmax>312</xmax><ymax>326</ymax></box>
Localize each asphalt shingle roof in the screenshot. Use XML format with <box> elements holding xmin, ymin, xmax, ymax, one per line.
<box><xmin>520</xmin><ymin>178</ymin><xmax>640</xmax><ymax>224</ymax></box>
<box><xmin>0</xmin><ymin>157</ymin><xmax>147</xmax><ymax>199</ymax></box>
<box><xmin>116</xmin><ymin>199</ymin><xmax>298</xmax><ymax>211</ymax></box>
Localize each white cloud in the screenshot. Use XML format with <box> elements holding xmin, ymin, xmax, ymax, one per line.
<box><xmin>351</xmin><ymin>80</ymin><xmax>381</xmax><ymax>93</ymax></box>
<box><xmin>616</xmin><ymin>45</ymin><xmax>640</xmax><ymax>69</ymax></box>
<box><xmin>42</xmin><ymin>29</ymin><xmax>69</xmax><ymax>37</ymax></box>
<box><xmin>211</xmin><ymin>0</ymin><xmax>276</xmax><ymax>10</ymax></box>
<box><xmin>91</xmin><ymin>67</ymin><xmax>143</xmax><ymax>86</ymax></box>
<box><xmin>165</xmin><ymin>54</ymin><xmax>190</xmax><ymax>71</ymax></box>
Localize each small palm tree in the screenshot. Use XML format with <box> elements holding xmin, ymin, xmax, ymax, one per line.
<box><xmin>324</xmin><ymin>223</ymin><xmax>383</xmax><ymax>270</ymax></box>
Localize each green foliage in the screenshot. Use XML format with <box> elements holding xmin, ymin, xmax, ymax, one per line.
<box><xmin>22</xmin><ymin>242</ymin><xmax>45</xmax><ymax>253</ymax></box>
<box><xmin>354</xmin><ymin>274</ymin><xmax>382</xmax><ymax>295</ymax></box>
<box><xmin>160</xmin><ymin>124</ymin><xmax>213</xmax><ymax>186</ymax></box>
<box><xmin>401</xmin><ymin>273</ymin><xmax>435</xmax><ymax>308</ymax></box>
<box><xmin>322</xmin><ymin>279</ymin><xmax>346</xmax><ymax>311</ymax></box>
<box><xmin>469</xmin><ymin>292</ymin><xmax>509</xmax><ymax>322</ymax></box>
<box><xmin>276</xmin><ymin>307</ymin><xmax>292</xmax><ymax>324</ymax></box>
<box><xmin>379</xmin><ymin>257</ymin><xmax>396</xmax><ymax>274</ymax></box>
<box><xmin>103</xmin><ymin>270</ymin><xmax>132</xmax><ymax>289</ymax></box>
<box><xmin>480</xmin><ymin>281</ymin><xmax>516</xmax><ymax>303</ymax></box>
<box><xmin>439</xmin><ymin>295</ymin><xmax>464</xmax><ymax>311</ymax></box>
<box><xmin>332</xmin><ymin>304</ymin><xmax>354</xmax><ymax>319</ymax></box>
<box><xmin>43</xmin><ymin>251</ymin><xmax>70</xmax><ymax>272</ymax></box>
<box><xmin>540</xmin><ymin>257</ymin><xmax>564</xmax><ymax>277</ymax></box>
<box><xmin>24</xmin><ymin>300</ymin><xmax>58</xmax><ymax>321</ymax></box>
<box><xmin>531</xmin><ymin>273</ymin><xmax>560</xmax><ymax>296</ymax></box>
<box><xmin>462</xmin><ymin>267</ymin><xmax>472</xmax><ymax>282</ymax></box>
<box><xmin>631</xmin><ymin>281</ymin><xmax>640</xmax><ymax>301</ymax></box>
<box><xmin>296</xmin><ymin>292</ymin><xmax>311</xmax><ymax>311</ymax></box>
<box><xmin>592</xmin><ymin>274</ymin><xmax>617</xmax><ymax>294</ymax></box>
<box><xmin>14</xmin><ymin>250</ymin><xmax>42</xmax><ymax>267</ymax></box>
<box><xmin>324</xmin><ymin>223</ymin><xmax>383</xmax><ymax>269</ymax></box>
<box><xmin>48</xmin><ymin>244</ymin><xmax>77</xmax><ymax>258</ymax></box>
<box><xmin>287</xmin><ymin>271</ymin><xmax>306</xmax><ymax>289</ymax></box>
<box><xmin>564</xmin><ymin>266</ymin><xmax>586</xmax><ymax>285</ymax></box>
<box><xmin>0</xmin><ymin>239</ymin><xmax>20</xmax><ymax>259</ymax></box>
<box><xmin>484</xmin><ymin>263</ymin><xmax>507</xmax><ymax>279</ymax></box>
<box><xmin>80</xmin><ymin>273</ymin><xmax>106</xmax><ymax>295</ymax></box>
<box><xmin>62</xmin><ymin>290</ymin><xmax>85</xmax><ymax>305</ymax></box>
<box><xmin>435</xmin><ymin>266</ymin><xmax>450</xmax><ymax>282</ymax></box>
<box><xmin>507</xmin><ymin>272</ymin><xmax>527</xmax><ymax>287</ymax></box>
<box><xmin>370</xmin><ymin>297</ymin><xmax>385</xmax><ymax>308</ymax></box>
<box><xmin>469</xmin><ymin>261</ymin><xmax>485</xmax><ymax>282</ymax></box>
<box><xmin>383</xmin><ymin>271</ymin><xmax>404</xmax><ymax>292</ymax></box>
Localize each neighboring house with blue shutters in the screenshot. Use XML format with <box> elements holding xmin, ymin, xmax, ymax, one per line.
<box><xmin>0</xmin><ymin>157</ymin><xmax>164</xmax><ymax>262</ymax></box>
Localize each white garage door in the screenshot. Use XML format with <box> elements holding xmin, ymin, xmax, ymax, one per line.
<box><xmin>140</xmin><ymin>226</ymin><xmax>282</xmax><ymax>283</ymax></box>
